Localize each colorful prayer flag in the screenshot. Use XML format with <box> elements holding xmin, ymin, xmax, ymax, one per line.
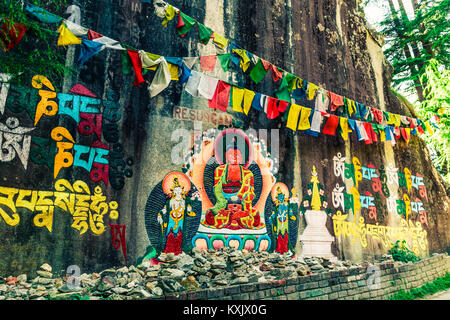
<box><xmin>322</xmin><ymin>114</ymin><xmax>339</xmax><ymax>135</ymax></box>
<box><xmin>200</xmin><ymin>55</ymin><xmax>217</xmax><ymax>71</ymax></box>
<box><xmin>57</xmin><ymin>23</ymin><xmax>82</xmax><ymax>46</ymax></box>
<box><xmin>78</xmin><ymin>39</ymin><xmax>104</xmax><ymax>65</ymax></box>
<box><xmin>176</xmin><ymin>12</ymin><xmax>196</xmax><ymax>37</ymax></box>
<box><xmin>286</xmin><ymin>104</ymin><xmax>301</xmax><ymax>131</ymax></box>
<box><xmin>162</xmin><ymin>5</ymin><xmax>176</xmax><ymax>27</ymax></box>
<box><xmin>198</xmin><ymin>23</ymin><xmax>213</xmax><ymax>45</ymax></box>
<box><xmin>298</xmin><ymin>107</ymin><xmax>312</xmax><ymax>130</ymax></box>
<box><xmin>208</xmin><ymin>80</ymin><xmax>231</xmax><ymax>112</ymax></box>
<box><xmin>249</xmin><ymin>59</ymin><xmax>268</xmax><ymax>84</ymax></box>
<box><xmin>128</xmin><ymin>50</ymin><xmax>145</xmax><ymax>86</ymax></box>
<box><xmin>0</xmin><ymin>20</ymin><xmax>27</xmax><ymax>52</ymax></box>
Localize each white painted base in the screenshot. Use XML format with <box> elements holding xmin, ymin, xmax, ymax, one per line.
<box><xmin>299</xmin><ymin>210</ymin><xmax>337</xmax><ymax>261</ymax></box>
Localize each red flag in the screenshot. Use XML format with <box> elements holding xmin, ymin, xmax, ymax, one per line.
<box><xmin>417</xmin><ymin>124</ymin><xmax>425</xmax><ymax>135</ymax></box>
<box><xmin>363</xmin><ymin>122</ymin><xmax>377</xmax><ymax>144</ymax></box>
<box><xmin>0</xmin><ymin>20</ymin><xmax>27</xmax><ymax>52</ymax></box>
<box><xmin>267</xmin><ymin>97</ymin><xmax>280</xmax><ymax>119</ymax></box>
<box><xmin>394</xmin><ymin>127</ymin><xmax>401</xmax><ymax>139</ymax></box>
<box><xmin>127</xmin><ymin>49</ymin><xmax>145</xmax><ymax>86</ymax></box>
<box><xmin>401</xmin><ymin>128</ymin><xmax>410</xmax><ymax>142</ymax></box>
<box><xmin>322</xmin><ymin>114</ymin><xmax>339</xmax><ymax>135</ymax></box>
<box><xmin>87</xmin><ymin>29</ymin><xmax>103</xmax><ymax>40</ymax></box>
<box><xmin>208</xmin><ymin>80</ymin><xmax>231</xmax><ymax>112</ymax></box>
<box><xmin>371</xmin><ymin>108</ymin><xmax>383</xmax><ymax>124</ymax></box>
<box><xmin>277</xmin><ymin>100</ymin><xmax>289</xmax><ymax>113</ymax></box>
<box><xmin>270</xmin><ymin>64</ymin><xmax>283</xmax><ymax>82</ymax></box>
<box><xmin>328</xmin><ymin>92</ymin><xmax>344</xmax><ymax>111</ymax></box>
<box><xmin>260</xmin><ymin>58</ymin><xmax>271</xmax><ymax>71</ymax></box>
<box><xmin>200</xmin><ymin>55</ymin><xmax>217</xmax><ymax>71</ymax></box>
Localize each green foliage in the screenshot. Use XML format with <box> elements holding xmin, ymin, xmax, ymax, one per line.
<box><xmin>0</xmin><ymin>0</ymin><xmax>73</xmax><ymax>85</ymax></box>
<box><xmin>364</xmin><ymin>0</ymin><xmax>450</xmax><ymax>182</ymax></box>
<box><xmin>419</xmin><ymin>59</ymin><xmax>450</xmax><ymax>182</ymax></box>
<box><xmin>377</xmin><ymin>0</ymin><xmax>450</xmax><ymax>96</ymax></box>
<box><xmin>389</xmin><ymin>272</ymin><xmax>450</xmax><ymax>300</ymax></box>
<box><xmin>388</xmin><ymin>240</ymin><xmax>421</xmax><ymax>263</ymax></box>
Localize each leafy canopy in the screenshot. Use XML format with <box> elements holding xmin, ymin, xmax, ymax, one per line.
<box><xmin>0</xmin><ymin>0</ymin><xmax>72</xmax><ymax>85</ymax></box>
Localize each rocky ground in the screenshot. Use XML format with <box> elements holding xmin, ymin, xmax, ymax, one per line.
<box><xmin>0</xmin><ymin>248</ymin><xmax>397</xmax><ymax>300</ymax></box>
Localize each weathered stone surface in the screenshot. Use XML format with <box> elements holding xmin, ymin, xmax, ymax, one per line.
<box><xmin>160</xmin><ymin>268</ymin><xmax>185</xmax><ymax>279</ymax></box>
<box><xmin>231</xmin><ymin>277</ymin><xmax>249</xmax><ymax>285</ymax></box>
<box><xmin>39</xmin><ymin>264</ymin><xmax>52</xmax><ymax>273</ymax></box>
<box><xmin>36</xmin><ymin>271</ymin><xmax>53</xmax><ymax>279</ymax></box>
<box><xmin>176</xmin><ymin>255</ymin><xmax>195</xmax><ymax>271</ymax></box>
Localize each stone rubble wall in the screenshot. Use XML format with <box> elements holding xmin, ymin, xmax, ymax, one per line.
<box><xmin>0</xmin><ymin>250</ymin><xmax>448</xmax><ymax>300</ymax></box>
<box><xmin>154</xmin><ymin>254</ymin><xmax>449</xmax><ymax>300</ymax></box>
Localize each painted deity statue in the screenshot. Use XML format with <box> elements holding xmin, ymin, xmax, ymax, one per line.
<box><xmin>157</xmin><ymin>177</ymin><xmax>196</xmax><ymax>255</ymax></box>
<box><xmin>269</xmin><ymin>185</ymin><xmax>297</xmax><ymax>254</ymax></box>
<box><xmin>204</xmin><ymin>138</ymin><xmax>262</xmax><ymax>230</ymax></box>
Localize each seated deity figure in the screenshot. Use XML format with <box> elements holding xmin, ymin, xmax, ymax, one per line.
<box><xmin>203</xmin><ymin>138</ymin><xmax>262</xmax><ymax>230</ymax></box>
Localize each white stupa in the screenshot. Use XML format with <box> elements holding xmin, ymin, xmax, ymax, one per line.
<box><xmin>299</xmin><ymin>166</ymin><xmax>338</xmax><ymax>261</ymax></box>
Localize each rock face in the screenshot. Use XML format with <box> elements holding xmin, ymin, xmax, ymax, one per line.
<box><xmin>0</xmin><ymin>0</ymin><xmax>448</xmax><ymax>279</ymax></box>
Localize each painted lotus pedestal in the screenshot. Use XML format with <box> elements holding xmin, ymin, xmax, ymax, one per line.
<box><xmin>298</xmin><ymin>166</ymin><xmax>337</xmax><ymax>261</ymax></box>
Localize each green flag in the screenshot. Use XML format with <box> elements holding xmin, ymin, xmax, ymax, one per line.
<box><xmin>198</xmin><ymin>23</ymin><xmax>213</xmax><ymax>44</ymax></box>
<box><xmin>249</xmin><ymin>59</ymin><xmax>268</xmax><ymax>84</ymax></box>
<box><xmin>176</xmin><ymin>12</ymin><xmax>196</xmax><ymax>37</ymax></box>
<box><xmin>275</xmin><ymin>73</ymin><xmax>296</xmax><ymax>102</ymax></box>
<box><xmin>218</xmin><ymin>53</ymin><xmax>231</xmax><ymax>72</ymax></box>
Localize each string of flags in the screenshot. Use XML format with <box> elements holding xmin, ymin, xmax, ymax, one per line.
<box><xmin>2</xmin><ymin>1</ymin><xmax>441</xmax><ymax>145</ymax></box>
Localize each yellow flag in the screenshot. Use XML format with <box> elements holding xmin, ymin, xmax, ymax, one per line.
<box><xmin>168</xmin><ymin>63</ymin><xmax>179</xmax><ymax>81</ymax></box>
<box><xmin>232</xmin><ymin>49</ymin><xmax>250</xmax><ymax>72</ymax></box>
<box><xmin>162</xmin><ymin>5</ymin><xmax>176</xmax><ymax>27</ymax></box>
<box><xmin>348</xmin><ymin>99</ymin><xmax>356</xmax><ymax>117</ymax></box>
<box><xmin>298</xmin><ymin>106</ymin><xmax>311</xmax><ymax>130</ymax></box>
<box><xmin>213</xmin><ymin>32</ymin><xmax>229</xmax><ymax>49</ymax></box>
<box><xmin>141</xmin><ymin>52</ymin><xmax>161</xmax><ymax>71</ymax></box>
<box><xmin>307</xmin><ymin>83</ymin><xmax>319</xmax><ymax>100</ymax></box>
<box><xmin>57</xmin><ymin>23</ymin><xmax>82</xmax><ymax>46</ymax></box>
<box><xmin>392</xmin><ymin>114</ymin><xmax>401</xmax><ymax>127</ymax></box>
<box><xmin>232</xmin><ymin>87</ymin><xmax>245</xmax><ymax>113</ymax></box>
<box><xmin>405</xmin><ymin>127</ymin><xmax>411</xmax><ymax>144</ymax></box>
<box><xmin>286</xmin><ymin>104</ymin><xmax>301</xmax><ymax>131</ymax></box>
<box><xmin>425</xmin><ymin>121</ymin><xmax>434</xmax><ymax>136</ymax></box>
<box><xmin>243</xmin><ymin>89</ymin><xmax>255</xmax><ymax>115</ymax></box>
<box><xmin>339</xmin><ymin>117</ymin><xmax>351</xmax><ymax>141</ymax></box>
<box><xmin>380</xmin><ymin>128</ymin><xmax>386</xmax><ymax>141</ymax></box>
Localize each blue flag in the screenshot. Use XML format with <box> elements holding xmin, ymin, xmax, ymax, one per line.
<box><xmin>25</xmin><ymin>3</ymin><xmax>62</xmax><ymax>24</ymax></box>
<box><xmin>78</xmin><ymin>39</ymin><xmax>104</xmax><ymax>65</ymax></box>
